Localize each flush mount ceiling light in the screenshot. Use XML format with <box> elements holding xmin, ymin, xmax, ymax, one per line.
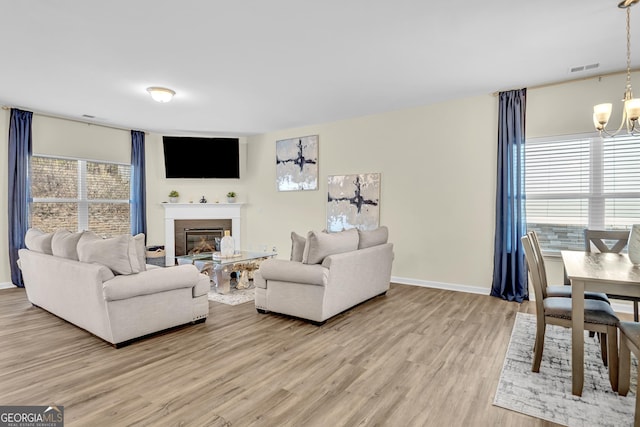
<box><xmin>593</xmin><ymin>1</ymin><xmax>640</xmax><ymax>135</ymax></box>
<box><xmin>146</xmin><ymin>86</ymin><xmax>175</xmax><ymax>103</ymax></box>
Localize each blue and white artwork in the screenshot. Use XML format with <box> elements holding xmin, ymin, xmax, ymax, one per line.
<box><xmin>276</xmin><ymin>135</ymin><xmax>318</xmax><ymax>191</ymax></box>
<box><xmin>327</xmin><ymin>173</ymin><xmax>380</xmax><ymax>232</ymax></box>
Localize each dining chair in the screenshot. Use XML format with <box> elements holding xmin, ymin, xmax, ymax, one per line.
<box><xmin>584</xmin><ymin>229</ymin><xmax>637</xmax><ymax>321</ymax></box>
<box><xmin>618</xmin><ymin>321</ymin><xmax>640</xmax><ymax>427</ymax></box>
<box><xmin>521</xmin><ymin>232</ymin><xmax>619</xmax><ymax>390</ymax></box>
<box><xmin>529</xmin><ymin>230</ymin><xmax>610</xmax><ymax>303</ymax></box>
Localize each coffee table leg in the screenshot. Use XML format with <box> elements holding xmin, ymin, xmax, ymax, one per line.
<box><xmin>213</xmin><ymin>265</ymin><xmax>232</xmax><ymax>294</ymax></box>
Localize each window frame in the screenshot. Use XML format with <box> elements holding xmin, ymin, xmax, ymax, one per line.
<box><xmin>525</xmin><ymin>132</ymin><xmax>640</xmax><ymax>253</ymax></box>
<box><xmin>30</xmin><ymin>154</ymin><xmax>131</xmax><ymax>232</ymax></box>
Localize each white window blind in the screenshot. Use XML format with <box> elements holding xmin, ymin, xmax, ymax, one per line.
<box><xmin>525</xmin><ymin>134</ymin><xmax>640</xmax><ymax>252</ymax></box>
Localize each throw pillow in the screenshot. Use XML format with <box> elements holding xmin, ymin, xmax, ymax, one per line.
<box><xmin>133</xmin><ymin>233</ymin><xmax>147</xmax><ymax>272</ymax></box>
<box><xmin>51</xmin><ymin>229</ymin><xmax>84</xmax><ymax>260</ymax></box>
<box><xmin>290</xmin><ymin>232</ymin><xmax>306</xmax><ymax>262</ymax></box>
<box><xmin>358</xmin><ymin>226</ymin><xmax>389</xmax><ymax>249</ymax></box>
<box><xmin>24</xmin><ymin>228</ymin><xmax>54</xmax><ymax>254</ymax></box>
<box><xmin>77</xmin><ymin>232</ymin><xmax>136</xmax><ymax>275</ymax></box>
<box><xmin>302</xmin><ymin>228</ymin><xmax>359</xmax><ymax>264</ymax></box>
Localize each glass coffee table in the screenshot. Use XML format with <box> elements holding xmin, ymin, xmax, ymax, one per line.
<box><xmin>176</xmin><ymin>251</ymin><xmax>276</xmax><ymax>294</ymax></box>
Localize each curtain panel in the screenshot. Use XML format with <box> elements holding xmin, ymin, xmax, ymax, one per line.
<box><xmin>130</xmin><ymin>130</ymin><xmax>146</xmax><ymax>237</ymax></box>
<box><xmin>7</xmin><ymin>109</ymin><xmax>33</xmax><ymax>287</ymax></box>
<box><xmin>491</xmin><ymin>89</ymin><xmax>528</xmax><ymax>302</ymax></box>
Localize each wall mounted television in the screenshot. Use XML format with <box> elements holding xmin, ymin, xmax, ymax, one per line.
<box><xmin>163</xmin><ymin>136</ymin><xmax>240</xmax><ymax>179</ymax></box>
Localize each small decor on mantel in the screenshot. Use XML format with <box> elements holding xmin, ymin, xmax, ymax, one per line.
<box><xmin>226</xmin><ymin>192</ymin><xmax>236</xmax><ymax>203</ymax></box>
<box><xmin>168</xmin><ymin>190</ymin><xmax>180</xmax><ymax>203</ymax></box>
<box><xmin>199</xmin><ymin>195</ymin><xmax>207</xmax><ymax>203</ymax></box>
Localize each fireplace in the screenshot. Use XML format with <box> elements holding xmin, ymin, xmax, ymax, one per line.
<box><xmin>162</xmin><ymin>203</ymin><xmax>243</xmax><ymax>266</ymax></box>
<box><xmin>185</xmin><ymin>228</ymin><xmax>224</xmax><ymax>254</ymax></box>
<box><xmin>174</xmin><ymin>219</ymin><xmax>232</xmax><ymax>257</ymax></box>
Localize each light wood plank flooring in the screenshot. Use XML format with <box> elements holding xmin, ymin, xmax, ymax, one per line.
<box><xmin>0</xmin><ymin>284</ymin><xmax>557</xmax><ymax>426</ymax></box>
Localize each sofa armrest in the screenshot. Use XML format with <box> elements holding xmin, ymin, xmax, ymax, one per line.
<box><xmin>321</xmin><ymin>243</ymin><xmax>394</xmax><ymax>288</ymax></box>
<box><xmin>103</xmin><ymin>264</ymin><xmax>201</xmax><ymax>301</ymax></box>
<box><xmin>257</xmin><ymin>259</ymin><xmax>328</xmax><ymax>286</ymax></box>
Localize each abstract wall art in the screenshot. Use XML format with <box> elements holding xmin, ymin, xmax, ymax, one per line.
<box><xmin>327</xmin><ymin>173</ymin><xmax>380</xmax><ymax>232</ymax></box>
<box><xmin>276</xmin><ymin>135</ymin><xmax>318</xmax><ymax>191</ymax></box>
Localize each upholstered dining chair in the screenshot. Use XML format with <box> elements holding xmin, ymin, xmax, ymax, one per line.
<box><xmin>584</xmin><ymin>229</ymin><xmax>637</xmax><ymax>321</ymax></box>
<box><xmin>529</xmin><ymin>230</ymin><xmax>610</xmax><ymax>303</ymax></box>
<box><xmin>618</xmin><ymin>321</ymin><xmax>640</xmax><ymax>427</ymax></box>
<box><xmin>521</xmin><ymin>232</ymin><xmax>619</xmax><ymax>390</ymax></box>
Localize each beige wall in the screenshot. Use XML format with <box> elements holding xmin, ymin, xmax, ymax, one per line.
<box><xmin>242</xmin><ymin>95</ymin><xmax>499</xmax><ymax>290</ymax></box>
<box><xmin>144</xmin><ymin>133</ymin><xmax>250</xmax><ymax>247</ymax></box>
<box><xmin>1</xmin><ymin>72</ymin><xmax>633</xmax><ymax>288</ymax></box>
<box><xmin>32</xmin><ymin>116</ymin><xmax>130</xmax><ymax>163</ymax></box>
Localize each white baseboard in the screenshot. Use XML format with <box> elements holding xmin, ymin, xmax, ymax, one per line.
<box><xmin>391</xmin><ymin>276</ymin><xmax>489</xmax><ymax>296</ymax></box>
<box><xmin>391</xmin><ymin>276</ymin><xmax>635</xmax><ymax>315</ymax></box>
<box><xmin>0</xmin><ymin>282</ymin><xmax>16</xmax><ymax>290</ymax></box>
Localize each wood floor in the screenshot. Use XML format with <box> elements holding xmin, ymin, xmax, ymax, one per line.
<box><xmin>0</xmin><ymin>284</ymin><xmax>558</xmax><ymax>427</ymax></box>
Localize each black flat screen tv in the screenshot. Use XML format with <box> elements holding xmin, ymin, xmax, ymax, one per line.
<box><xmin>163</xmin><ymin>137</ymin><xmax>240</xmax><ymax>179</ymax></box>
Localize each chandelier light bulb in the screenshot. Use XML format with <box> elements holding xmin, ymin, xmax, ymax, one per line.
<box><xmin>593</xmin><ymin>6</ymin><xmax>640</xmax><ymax>136</ymax></box>
<box><xmin>625</xmin><ymin>98</ymin><xmax>640</xmax><ymax>120</ymax></box>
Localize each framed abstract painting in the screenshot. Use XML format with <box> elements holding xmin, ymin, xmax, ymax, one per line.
<box><xmin>276</xmin><ymin>135</ymin><xmax>318</xmax><ymax>191</ymax></box>
<box><xmin>327</xmin><ymin>173</ymin><xmax>380</xmax><ymax>232</ymax></box>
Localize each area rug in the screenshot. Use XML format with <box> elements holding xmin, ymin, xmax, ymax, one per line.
<box><xmin>207</xmin><ymin>288</ymin><xmax>254</xmax><ymax>306</ymax></box>
<box><xmin>494</xmin><ymin>312</ymin><xmax>637</xmax><ymax>427</ymax></box>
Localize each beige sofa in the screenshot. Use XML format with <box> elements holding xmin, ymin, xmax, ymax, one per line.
<box><xmin>254</xmin><ymin>227</ymin><xmax>393</xmax><ymax>324</ymax></box>
<box><xmin>18</xmin><ymin>228</ymin><xmax>209</xmax><ymax>347</ymax></box>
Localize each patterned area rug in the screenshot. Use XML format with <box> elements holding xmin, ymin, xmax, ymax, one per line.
<box><xmin>207</xmin><ymin>288</ymin><xmax>255</xmax><ymax>306</ymax></box>
<box><xmin>494</xmin><ymin>312</ymin><xmax>637</xmax><ymax>427</ymax></box>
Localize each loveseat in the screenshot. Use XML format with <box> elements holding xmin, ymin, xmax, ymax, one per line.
<box><xmin>254</xmin><ymin>226</ymin><xmax>393</xmax><ymax>324</ymax></box>
<box><xmin>18</xmin><ymin>228</ymin><xmax>209</xmax><ymax>347</ymax></box>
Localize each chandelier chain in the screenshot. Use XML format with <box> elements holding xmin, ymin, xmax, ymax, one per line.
<box><xmin>628</xmin><ymin>7</ymin><xmax>633</xmax><ymax>92</ymax></box>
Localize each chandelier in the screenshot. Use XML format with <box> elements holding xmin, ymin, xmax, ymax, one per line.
<box><xmin>593</xmin><ymin>0</ymin><xmax>640</xmax><ymax>136</ymax></box>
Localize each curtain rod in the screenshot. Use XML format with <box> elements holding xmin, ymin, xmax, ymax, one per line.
<box><xmin>492</xmin><ymin>68</ymin><xmax>640</xmax><ymax>96</ymax></box>
<box><xmin>1</xmin><ymin>105</ymin><xmax>148</xmax><ymax>134</ymax></box>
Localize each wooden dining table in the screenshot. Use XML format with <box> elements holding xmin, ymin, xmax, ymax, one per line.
<box><xmin>561</xmin><ymin>250</ymin><xmax>640</xmax><ymax>396</ymax></box>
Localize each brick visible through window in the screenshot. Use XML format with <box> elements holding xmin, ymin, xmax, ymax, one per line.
<box><xmin>30</xmin><ymin>155</ymin><xmax>131</xmax><ymax>237</ymax></box>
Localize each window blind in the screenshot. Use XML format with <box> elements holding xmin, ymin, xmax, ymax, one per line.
<box><xmin>525</xmin><ymin>134</ymin><xmax>640</xmax><ymax>251</ymax></box>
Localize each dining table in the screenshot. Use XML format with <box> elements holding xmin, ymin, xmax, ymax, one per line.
<box><xmin>561</xmin><ymin>250</ymin><xmax>640</xmax><ymax>396</ymax></box>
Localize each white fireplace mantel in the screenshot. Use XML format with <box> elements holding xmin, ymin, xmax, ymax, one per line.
<box><xmin>162</xmin><ymin>203</ymin><xmax>243</xmax><ymax>266</ymax></box>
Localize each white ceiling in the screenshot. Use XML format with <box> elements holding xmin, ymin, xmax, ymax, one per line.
<box><xmin>0</xmin><ymin>0</ymin><xmax>634</xmax><ymax>136</ymax></box>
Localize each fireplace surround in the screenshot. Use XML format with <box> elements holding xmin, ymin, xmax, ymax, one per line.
<box><xmin>162</xmin><ymin>203</ymin><xmax>243</xmax><ymax>266</ymax></box>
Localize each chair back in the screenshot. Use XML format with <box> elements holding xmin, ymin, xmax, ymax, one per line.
<box><xmin>584</xmin><ymin>229</ymin><xmax>629</xmax><ymax>254</ymax></box>
<box><xmin>521</xmin><ymin>232</ymin><xmax>547</xmax><ymax>315</ymax></box>
<box><xmin>527</xmin><ymin>230</ymin><xmax>549</xmax><ymax>299</ymax></box>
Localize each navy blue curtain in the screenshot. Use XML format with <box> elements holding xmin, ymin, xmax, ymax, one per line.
<box><xmin>491</xmin><ymin>89</ymin><xmax>528</xmax><ymax>302</ymax></box>
<box><xmin>8</xmin><ymin>109</ymin><xmax>33</xmax><ymax>287</ymax></box>
<box><xmin>130</xmin><ymin>130</ymin><xmax>146</xmax><ymax>237</ymax></box>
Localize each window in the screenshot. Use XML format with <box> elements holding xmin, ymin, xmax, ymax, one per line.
<box><xmin>30</xmin><ymin>155</ymin><xmax>131</xmax><ymax>237</ymax></box>
<box><xmin>525</xmin><ymin>134</ymin><xmax>640</xmax><ymax>253</ymax></box>
<box><xmin>525</xmin><ymin>136</ymin><xmax>640</xmax><ymax>252</ymax></box>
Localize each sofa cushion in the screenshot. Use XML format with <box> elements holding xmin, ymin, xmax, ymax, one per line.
<box><xmin>302</xmin><ymin>228</ymin><xmax>359</xmax><ymax>264</ymax></box>
<box><xmin>24</xmin><ymin>228</ymin><xmax>54</xmax><ymax>254</ymax></box>
<box><xmin>103</xmin><ymin>264</ymin><xmax>200</xmax><ymax>301</ymax></box>
<box><xmin>258</xmin><ymin>259</ymin><xmax>329</xmax><ymax>286</ymax></box>
<box><xmin>358</xmin><ymin>226</ymin><xmax>389</xmax><ymax>249</ymax></box>
<box><xmin>51</xmin><ymin>229</ymin><xmax>84</xmax><ymax>260</ymax></box>
<box><xmin>290</xmin><ymin>232</ymin><xmax>306</xmax><ymax>262</ymax></box>
<box><xmin>77</xmin><ymin>232</ymin><xmax>138</xmax><ymax>275</ymax></box>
